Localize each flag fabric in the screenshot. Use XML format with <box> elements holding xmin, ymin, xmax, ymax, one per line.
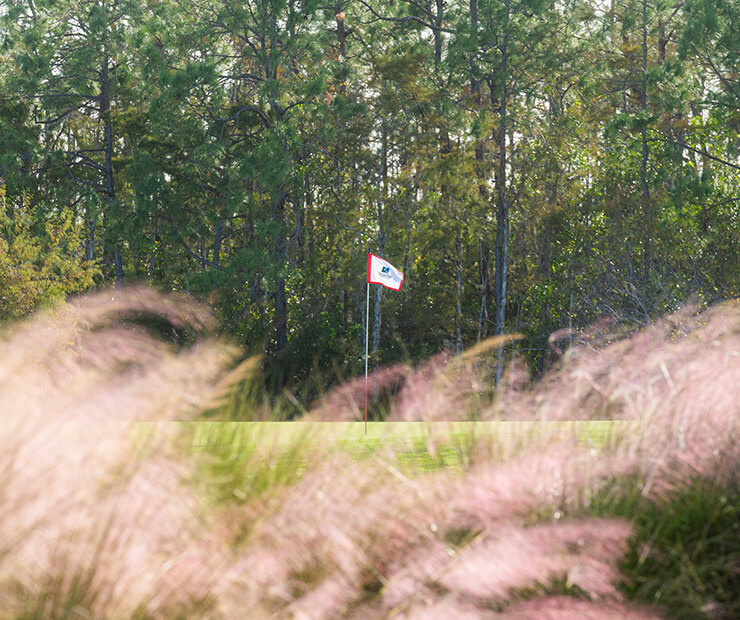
<box><xmin>367</xmin><ymin>253</ymin><xmax>404</xmax><ymax>291</ymax></box>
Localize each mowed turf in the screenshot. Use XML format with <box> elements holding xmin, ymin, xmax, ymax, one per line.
<box><xmin>184</xmin><ymin>419</ymin><xmax>626</xmax><ymax>451</ymax></box>
<box><xmin>170</xmin><ymin>419</ymin><xmax>630</xmax><ymax>505</ymax></box>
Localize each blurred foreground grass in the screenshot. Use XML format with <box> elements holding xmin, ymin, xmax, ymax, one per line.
<box><xmin>176</xmin><ymin>419</ymin><xmax>737</xmax><ymax>619</ymax></box>
<box><xmin>3</xmin><ymin>291</ymin><xmax>736</xmax><ymax>619</ymax></box>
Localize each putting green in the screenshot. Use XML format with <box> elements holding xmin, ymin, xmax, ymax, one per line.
<box><xmin>182</xmin><ymin>419</ymin><xmax>629</xmax><ymax>451</ymax></box>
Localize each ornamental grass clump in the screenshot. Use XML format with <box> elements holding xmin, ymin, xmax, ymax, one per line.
<box><xmin>0</xmin><ymin>290</ymin><xmax>737</xmax><ymax>618</ymax></box>
<box><xmin>0</xmin><ymin>288</ymin><xmax>237</xmax><ymax>619</ymax></box>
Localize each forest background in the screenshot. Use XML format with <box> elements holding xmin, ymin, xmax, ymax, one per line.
<box><xmin>0</xmin><ymin>0</ymin><xmax>738</xmax><ymax>404</ymax></box>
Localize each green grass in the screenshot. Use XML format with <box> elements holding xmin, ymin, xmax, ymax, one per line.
<box><xmin>618</xmin><ymin>477</ymin><xmax>740</xmax><ymax>619</ymax></box>
<box><xmin>565</xmin><ymin>456</ymin><xmax>739</xmax><ymax>620</ymax></box>
<box><xmin>180</xmin><ymin>420</ymin><xmax>625</xmax><ymax>452</ymax></box>
<box><xmin>169</xmin><ymin>420</ymin><xmax>626</xmax><ymax>507</ymax></box>
<box><xmin>175</xmin><ymin>422</ymin><xmax>319</xmax><ymax>506</ymax></box>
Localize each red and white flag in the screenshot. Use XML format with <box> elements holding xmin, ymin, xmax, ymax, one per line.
<box><xmin>367</xmin><ymin>253</ymin><xmax>404</xmax><ymax>291</ymax></box>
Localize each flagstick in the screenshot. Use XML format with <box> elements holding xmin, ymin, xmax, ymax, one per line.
<box><xmin>364</xmin><ymin>281</ymin><xmax>370</xmax><ymax>436</ymax></box>
<box><xmin>365</xmin><ymin>254</ymin><xmax>403</xmax><ymax>436</ymax></box>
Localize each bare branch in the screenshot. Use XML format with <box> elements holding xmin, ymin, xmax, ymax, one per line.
<box><xmin>66</xmin><ymin>152</ymin><xmax>106</xmax><ymax>173</ymax></box>
<box><xmin>166</xmin><ymin>218</ymin><xmax>225</xmax><ymax>270</ymax></box>
<box><xmin>647</xmin><ymin>137</ymin><xmax>740</xmax><ymax>172</ymax></box>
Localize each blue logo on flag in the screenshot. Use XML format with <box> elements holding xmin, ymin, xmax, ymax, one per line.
<box><xmin>381</xmin><ymin>266</ymin><xmax>390</xmax><ymax>275</ymax></box>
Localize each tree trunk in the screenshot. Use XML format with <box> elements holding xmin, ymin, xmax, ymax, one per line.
<box><xmin>335</xmin><ymin>3</ymin><xmax>348</xmax><ymax>65</ymax></box>
<box><xmin>470</xmin><ymin>0</ymin><xmax>480</xmax><ymax>97</ymax></box>
<box><xmin>493</xmin><ymin>0</ymin><xmax>511</xmax><ymax>383</ymax></box>
<box><xmin>212</xmin><ymin>219</ymin><xmax>224</xmax><ymax>268</ymax></box>
<box><xmin>101</xmin><ymin>44</ymin><xmax>123</xmax><ymax>288</ymax></box>
<box><xmin>275</xmin><ymin>276</ymin><xmax>288</xmax><ymax>351</ymax></box>
<box><xmin>87</xmin><ymin>218</ymin><xmax>96</xmax><ymax>262</ymax></box>
<box><xmin>477</xmin><ymin>241</ymin><xmax>490</xmax><ymax>342</ymax></box>
<box><xmin>274</xmin><ymin>190</ymin><xmax>288</xmax><ymax>352</ymax></box>
<box><xmin>456</xmin><ymin>230</ymin><xmax>463</xmax><ymax>355</ymax></box>
<box><xmin>640</xmin><ymin>0</ymin><xmax>650</xmax><ymax>201</ymax></box>
<box><xmin>433</xmin><ymin>0</ymin><xmax>444</xmax><ymax>65</ymax></box>
<box><xmin>148</xmin><ymin>220</ymin><xmax>157</xmax><ymax>277</ymax></box>
<box><xmin>371</xmin><ymin>120</ymin><xmax>388</xmax><ymax>364</ymax></box>
<box><xmin>372</xmin><ymin>280</ymin><xmax>383</xmax><ymax>361</ymax></box>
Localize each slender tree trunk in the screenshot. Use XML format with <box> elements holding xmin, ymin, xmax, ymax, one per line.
<box><xmin>640</xmin><ymin>0</ymin><xmax>650</xmax><ymax>201</ymax></box>
<box><xmin>456</xmin><ymin>230</ymin><xmax>463</xmax><ymax>355</ymax></box>
<box><xmin>274</xmin><ymin>189</ymin><xmax>288</xmax><ymax>352</ymax></box>
<box><xmin>148</xmin><ymin>222</ymin><xmax>157</xmax><ymax>277</ymax></box>
<box><xmin>372</xmin><ymin>281</ymin><xmax>383</xmax><ymax>361</ymax></box>
<box><xmin>212</xmin><ymin>219</ymin><xmax>224</xmax><ymax>267</ymax></box>
<box><xmin>493</xmin><ymin>0</ymin><xmax>511</xmax><ymax>383</ymax></box>
<box><xmin>470</xmin><ymin>0</ymin><xmax>481</xmax><ymax>103</ymax></box>
<box><xmin>477</xmin><ymin>241</ymin><xmax>490</xmax><ymax>342</ymax></box>
<box><xmin>371</xmin><ymin>120</ymin><xmax>388</xmax><ymax>364</ymax></box>
<box><xmin>335</xmin><ymin>3</ymin><xmax>348</xmax><ymax>68</ymax></box>
<box><xmin>470</xmin><ymin>0</ymin><xmax>490</xmax><ymax>344</ymax></box>
<box><xmin>263</xmin><ymin>11</ymin><xmax>289</xmax><ymax>355</ymax></box>
<box><xmin>658</xmin><ymin>17</ymin><xmax>667</xmax><ymax>64</ymax></box>
<box><xmin>433</xmin><ymin>0</ymin><xmax>444</xmax><ymax>65</ymax></box>
<box><xmin>275</xmin><ymin>276</ymin><xmax>288</xmax><ymax>350</ymax></box>
<box><xmin>100</xmin><ymin>44</ymin><xmax>123</xmax><ymax>287</ymax></box>
<box><xmin>493</xmin><ymin>98</ymin><xmax>509</xmax><ymax>311</ymax></box>
<box><xmin>403</xmin><ymin>196</ymin><xmax>412</xmax><ymax>289</ymax></box>
<box><xmin>87</xmin><ymin>218</ymin><xmax>96</xmax><ymax>262</ymax></box>
<box><xmin>638</xmin><ymin>0</ymin><xmax>653</xmax><ymax>304</ymax></box>
<box><xmin>114</xmin><ymin>251</ymin><xmax>123</xmax><ymax>287</ymax></box>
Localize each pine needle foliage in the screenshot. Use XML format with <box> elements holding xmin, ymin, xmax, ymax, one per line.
<box><xmin>0</xmin><ymin>185</ymin><xmax>98</xmax><ymax>321</ymax></box>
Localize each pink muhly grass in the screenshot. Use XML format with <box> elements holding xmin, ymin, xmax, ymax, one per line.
<box><xmin>499</xmin><ymin>595</ymin><xmax>665</xmax><ymax>619</ymax></box>
<box><xmin>367</xmin><ymin>443</ymin><xmax>643</xmax><ymax>617</ymax></box>
<box><xmin>498</xmin><ymin>301</ymin><xmax>739</xmax><ymax>423</ymax></box>
<box><xmin>0</xmin><ymin>290</ymin><xmax>736</xmax><ymax>619</ymax></box>
<box><xmin>389</xmin><ymin>335</ymin><xmax>525</xmax><ymax>422</ymax></box>
<box><xmin>438</xmin><ymin>519</ymin><xmax>631</xmax><ymax>603</ymax></box>
<box><xmin>388</xmin><ymin>352</ymin><xmax>458</xmax><ymax>422</ymax></box>
<box><xmin>307</xmin><ymin>363</ymin><xmax>410</xmax><ymax>421</ymax></box>
<box><xmin>392</xmin><ymin>594</ymin><xmax>496</xmax><ymax>620</ymax></box>
<box><xmin>228</xmin><ymin>436</ymin><xmax>640</xmax><ymax>618</ymax></box>
<box><xmin>0</xmin><ymin>287</ymin><xmax>237</xmax><ymax>421</ymax></box>
<box><xmin>389</xmin><ymin>593</ymin><xmax>664</xmax><ymax>619</ymax></box>
<box><xmin>310</xmin><ymin>334</ymin><xmax>523</xmax><ymax>424</ymax></box>
<box><xmin>0</xmin><ymin>420</ymin><xmax>230</xmax><ymax>619</ymax></box>
<box><xmin>0</xmin><ymin>288</ymin><xmax>237</xmax><ymax>618</ymax></box>
<box><xmin>217</xmin><ymin>296</ymin><xmax>737</xmax><ymax>618</ymax></box>
<box><xmin>218</xmin><ymin>451</ymin><xmax>450</xmax><ymax>619</ymax></box>
<box><xmin>447</xmin><ymin>439</ymin><xmax>641</xmax><ymax>529</ymax></box>
<box><xmin>378</xmin><ymin>539</ymin><xmax>458</xmax><ymax>612</ymax></box>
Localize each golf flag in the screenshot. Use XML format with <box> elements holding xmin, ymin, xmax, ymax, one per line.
<box><xmin>367</xmin><ymin>253</ymin><xmax>404</xmax><ymax>291</ymax></box>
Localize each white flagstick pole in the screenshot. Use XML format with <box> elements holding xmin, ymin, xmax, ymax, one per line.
<box><xmin>365</xmin><ymin>280</ymin><xmax>370</xmax><ymax>435</ymax></box>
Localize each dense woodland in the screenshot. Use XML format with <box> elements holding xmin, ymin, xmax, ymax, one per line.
<box><xmin>0</xmin><ymin>0</ymin><xmax>738</xmax><ymax>399</ymax></box>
